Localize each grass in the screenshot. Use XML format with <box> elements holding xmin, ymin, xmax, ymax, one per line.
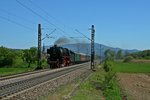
<box><xmin>0</xmin><ymin>57</ymin><xmax>49</xmax><ymax>76</ymax></box>
<box><xmin>0</xmin><ymin>67</ymin><xmax>34</xmax><ymax>76</ymax></box>
<box><xmin>71</xmin><ymin>66</ymin><xmax>122</xmax><ymax>100</ymax></box>
<box><xmin>103</xmin><ymin>77</ymin><xmax>121</xmax><ymax>100</ymax></box>
<box><xmin>40</xmin><ymin>67</ymin><xmax>105</xmax><ymax>100</ymax></box>
<box><xmin>0</xmin><ymin>63</ymin><xmax>49</xmax><ymax>76</ymax></box>
<box><xmin>0</xmin><ymin>65</ymin><xmax>35</xmax><ymax>76</ymax></box>
<box><xmin>71</xmin><ymin>67</ymin><xmax>105</xmax><ymax>100</ymax></box>
<box><xmin>42</xmin><ymin>61</ymin><xmax>150</xmax><ymax>99</ymax></box>
<box><xmin>112</xmin><ymin>61</ymin><xmax>150</xmax><ymax>73</ymax></box>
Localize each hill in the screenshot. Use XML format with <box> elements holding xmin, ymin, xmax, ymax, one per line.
<box><xmin>44</xmin><ymin>43</ymin><xmax>139</xmax><ymax>57</ymax></box>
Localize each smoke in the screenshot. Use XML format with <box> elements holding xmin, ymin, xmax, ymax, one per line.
<box><xmin>54</xmin><ymin>36</ymin><xmax>89</xmax><ymax>46</ymax></box>
<box><xmin>75</xmin><ymin>38</ymin><xmax>89</xmax><ymax>44</ymax></box>
<box><xmin>54</xmin><ymin>37</ymin><xmax>71</xmax><ymax>46</ymax></box>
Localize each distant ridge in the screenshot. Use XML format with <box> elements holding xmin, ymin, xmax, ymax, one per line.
<box><xmin>45</xmin><ymin>43</ymin><xmax>139</xmax><ymax>57</ymax></box>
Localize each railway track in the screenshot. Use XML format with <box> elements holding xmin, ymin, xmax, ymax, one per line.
<box><xmin>0</xmin><ymin>62</ymin><xmax>90</xmax><ymax>99</ymax></box>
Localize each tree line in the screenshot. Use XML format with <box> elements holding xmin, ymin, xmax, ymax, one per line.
<box><xmin>0</xmin><ymin>46</ymin><xmax>38</xmax><ymax>68</ymax></box>
<box><xmin>127</xmin><ymin>50</ymin><xmax>150</xmax><ymax>59</ymax></box>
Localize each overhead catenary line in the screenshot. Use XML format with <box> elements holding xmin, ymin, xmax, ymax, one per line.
<box><xmin>0</xmin><ymin>15</ymin><xmax>34</xmax><ymax>31</ymax></box>
<box><xmin>28</xmin><ymin>0</ymin><xmax>55</xmax><ymax>20</ymax></box>
<box><xmin>16</xmin><ymin>0</ymin><xmax>70</xmax><ymax>37</ymax></box>
<box><xmin>42</xmin><ymin>29</ymin><xmax>56</xmax><ymax>40</ymax></box>
<box><xmin>0</xmin><ymin>8</ymin><xmax>36</xmax><ymax>25</ymax></box>
<box><xmin>75</xmin><ymin>29</ymin><xmax>91</xmax><ymax>41</ymax></box>
<box><xmin>20</xmin><ymin>0</ymin><xmax>90</xmax><ymax>40</ymax></box>
<box><xmin>28</xmin><ymin>0</ymin><xmax>74</xmax><ymax>37</ymax></box>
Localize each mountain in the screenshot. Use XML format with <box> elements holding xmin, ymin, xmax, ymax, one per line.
<box><xmin>44</xmin><ymin>43</ymin><xmax>139</xmax><ymax>57</ymax></box>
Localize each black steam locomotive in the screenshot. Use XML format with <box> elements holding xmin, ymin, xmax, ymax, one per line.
<box><xmin>47</xmin><ymin>45</ymin><xmax>90</xmax><ymax>68</ymax></box>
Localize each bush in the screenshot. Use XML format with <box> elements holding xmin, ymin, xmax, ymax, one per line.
<box><xmin>103</xmin><ymin>60</ymin><xmax>114</xmax><ymax>72</ymax></box>
<box><xmin>0</xmin><ymin>46</ymin><xmax>16</xmax><ymax>67</ymax></box>
<box><xmin>144</xmin><ymin>56</ymin><xmax>150</xmax><ymax>59</ymax></box>
<box><xmin>123</xmin><ymin>56</ymin><xmax>133</xmax><ymax>62</ymax></box>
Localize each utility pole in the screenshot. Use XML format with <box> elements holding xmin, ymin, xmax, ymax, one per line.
<box><xmin>36</xmin><ymin>25</ymin><xmax>56</xmax><ymax>70</ymax></box>
<box><xmin>37</xmin><ymin>24</ymin><xmax>42</xmax><ymax>69</ymax></box>
<box><xmin>91</xmin><ymin>25</ymin><xmax>95</xmax><ymax>71</ymax></box>
<box><xmin>43</xmin><ymin>43</ymin><xmax>45</xmax><ymax>54</ymax></box>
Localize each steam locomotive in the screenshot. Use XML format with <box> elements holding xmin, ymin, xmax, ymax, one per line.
<box><xmin>47</xmin><ymin>45</ymin><xmax>90</xmax><ymax>68</ymax></box>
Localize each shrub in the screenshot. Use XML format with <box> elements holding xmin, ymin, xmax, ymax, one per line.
<box><xmin>123</xmin><ymin>56</ymin><xmax>133</xmax><ymax>62</ymax></box>
<box><xmin>0</xmin><ymin>46</ymin><xmax>16</xmax><ymax>67</ymax></box>
<box><xmin>103</xmin><ymin>60</ymin><xmax>114</xmax><ymax>72</ymax></box>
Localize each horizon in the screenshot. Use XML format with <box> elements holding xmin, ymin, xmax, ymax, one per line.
<box><xmin>0</xmin><ymin>42</ymin><xmax>145</xmax><ymax>51</ymax></box>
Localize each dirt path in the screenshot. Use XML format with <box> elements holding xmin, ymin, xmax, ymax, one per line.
<box><xmin>117</xmin><ymin>73</ymin><xmax>150</xmax><ymax>100</ymax></box>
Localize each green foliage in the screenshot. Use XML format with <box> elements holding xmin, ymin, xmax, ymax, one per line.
<box><xmin>72</xmin><ymin>67</ymin><xmax>122</xmax><ymax>99</ymax></box>
<box><xmin>23</xmin><ymin>47</ymin><xmax>37</xmax><ymax>67</ymax></box>
<box><xmin>0</xmin><ymin>67</ymin><xmax>35</xmax><ymax>76</ymax></box>
<box><xmin>123</xmin><ymin>56</ymin><xmax>133</xmax><ymax>62</ymax></box>
<box><xmin>103</xmin><ymin>78</ymin><xmax>121</xmax><ymax>100</ymax></box>
<box><xmin>101</xmin><ymin>71</ymin><xmax>116</xmax><ymax>90</ymax></box>
<box><xmin>0</xmin><ymin>46</ymin><xmax>16</xmax><ymax>67</ymax></box>
<box><xmin>128</xmin><ymin>50</ymin><xmax>150</xmax><ymax>59</ymax></box>
<box><xmin>103</xmin><ymin>49</ymin><xmax>115</xmax><ymax>72</ymax></box>
<box><xmin>101</xmin><ymin>66</ymin><xmax>121</xmax><ymax>100</ymax></box>
<box><xmin>144</xmin><ymin>56</ymin><xmax>150</xmax><ymax>59</ymax></box>
<box><xmin>104</xmin><ymin>49</ymin><xmax>115</xmax><ymax>60</ymax></box>
<box><xmin>71</xmin><ymin>68</ymin><xmax>105</xmax><ymax>100</ymax></box>
<box><xmin>103</xmin><ymin>58</ymin><xmax>114</xmax><ymax>72</ymax></box>
<box><xmin>116</xmin><ymin>50</ymin><xmax>123</xmax><ymax>59</ymax></box>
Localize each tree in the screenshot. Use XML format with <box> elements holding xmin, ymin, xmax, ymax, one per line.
<box><xmin>125</xmin><ymin>50</ymin><xmax>150</xmax><ymax>59</ymax></box>
<box><xmin>124</xmin><ymin>50</ymin><xmax>129</xmax><ymax>57</ymax></box>
<box><xmin>23</xmin><ymin>47</ymin><xmax>37</xmax><ymax>67</ymax></box>
<box><xmin>104</xmin><ymin>49</ymin><xmax>115</xmax><ymax>60</ymax></box>
<box><xmin>123</xmin><ymin>56</ymin><xmax>133</xmax><ymax>62</ymax></box>
<box><xmin>103</xmin><ymin>49</ymin><xmax>115</xmax><ymax>72</ymax></box>
<box><xmin>103</xmin><ymin>60</ymin><xmax>113</xmax><ymax>72</ymax></box>
<box><xmin>0</xmin><ymin>46</ymin><xmax>15</xmax><ymax>67</ymax></box>
<box><xmin>116</xmin><ymin>50</ymin><xmax>123</xmax><ymax>59</ymax></box>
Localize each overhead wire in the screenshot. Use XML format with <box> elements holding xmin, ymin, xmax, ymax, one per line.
<box><xmin>28</xmin><ymin>0</ymin><xmax>93</xmax><ymax>43</ymax></box>
<box><xmin>16</xmin><ymin>0</ymin><xmax>93</xmax><ymax>46</ymax></box>
<box><xmin>16</xmin><ymin>0</ymin><xmax>70</xmax><ymax>37</ymax></box>
<box><xmin>75</xmin><ymin>29</ymin><xmax>91</xmax><ymax>41</ymax></box>
<box><xmin>42</xmin><ymin>29</ymin><xmax>56</xmax><ymax>40</ymax></box>
<box><xmin>28</xmin><ymin>0</ymin><xmax>74</xmax><ymax>37</ymax></box>
<box><xmin>0</xmin><ymin>15</ymin><xmax>34</xmax><ymax>31</ymax></box>
<box><xmin>0</xmin><ymin>8</ymin><xmax>36</xmax><ymax>25</ymax></box>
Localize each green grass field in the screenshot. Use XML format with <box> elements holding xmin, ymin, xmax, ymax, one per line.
<box><xmin>0</xmin><ymin>58</ymin><xmax>48</xmax><ymax>76</ymax></box>
<box><xmin>71</xmin><ymin>67</ymin><xmax>105</xmax><ymax>100</ymax></box>
<box><xmin>112</xmin><ymin>61</ymin><xmax>150</xmax><ymax>73</ymax></box>
<box><xmin>0</xmin><ymin>62</ymin><xmax>40</xmax><ymax>76</ymax></box>
<box><xmin>71</xmin><ymin>66</ymin><xmax>121</xmax><ymax>100</ymax></box>
<box><xmin>0</xmin><ymin>67</ymin><xmax>35</xmax><ymax>76</ymax></box>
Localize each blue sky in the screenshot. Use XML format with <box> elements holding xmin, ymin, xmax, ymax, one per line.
<box><xmin>0</xmin><ymin>0</ymin><xmax>150</xmax><ymax>50</ymax></box>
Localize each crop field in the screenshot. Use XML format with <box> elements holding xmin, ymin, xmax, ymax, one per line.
<box><xmin>112</xmin><ymin>61</ymin><xmax>150</xmax><ymax>73</ymax></box>
<box><xmin>113</xmin><ymin>61</ymin><xmax>150</xmax><ymax>100</ymax></box>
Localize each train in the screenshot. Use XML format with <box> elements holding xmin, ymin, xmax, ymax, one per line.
<box><xmin>47</xmin><ymin>45</ymin><xmax>90</xmax><ymax>68</ymax></box>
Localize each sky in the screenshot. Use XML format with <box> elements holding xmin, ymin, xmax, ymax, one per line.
<box><xmin>0</xmin><ymin>0</ymin><xmax>150</xmax><ymax>50</ymax></box>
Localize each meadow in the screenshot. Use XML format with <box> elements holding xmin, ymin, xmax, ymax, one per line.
<box><xmin>112</xmin><ymin>61</ymin><xmax>150</xmax><ymax>73</ymax></box>
<box><xmin>0</xmin><ymin>59</ymin><xmax>48</xmax><ymax>76</ymax></box>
